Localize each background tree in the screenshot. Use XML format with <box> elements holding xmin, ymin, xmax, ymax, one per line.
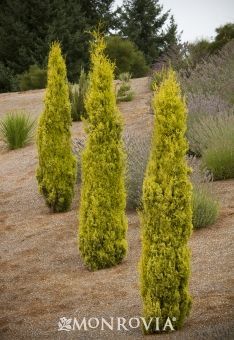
<box><xmin>0</xmin><ymin>0</ymin><xmax>115</xmax><ymax>91</ymax></box>
<box><xmin>78</xmin><ymin>34</ymin><xmax>127</xmax><ymax>270</ymax></box>
<box><xmin>80</xmin><ymin>0</ymin><xmax>115</xmax><ymax>30</ymax></box>
<box><xmin>118</xmin><ymin>0</ymin><xmax>178</xmax><ymax>64</ymax></box>
<box><xmin>37</xmin><ymin>42</ymin><xmax>77</xmax><ymax>212</ymax></box>
<box><xmin>0</xmin><ymin>0</ymin><xmax>52</xmax><ymax>75</ymax></box>
<box><xmin>185</xmin><ymin>23</ymin><xmax>234</xmax><ymax>69</ymax></box>
<box><xmin>140</xmin><ymin>69</ymin><xmax>193</xmax><ymax>333</ymax></box>
<box><xmin>188</xmin><ymin>39</ymin><xmax>211</xmax><ymax>67</ymax></box>
<box><xmin>105</xmin><ymin>35</ymin><xmax>149</xmax><ymax>77</ymax></box>
<box><xmin>210</xmin><ymin>23</ymin><xmax>234</xmax><ymax>53</ymax></box>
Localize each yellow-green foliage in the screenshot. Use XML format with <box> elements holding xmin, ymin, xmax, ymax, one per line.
<box><xmin>139</xmin><ymin>69</ymin><xmax>193</xmax><ymax>333</ymax></box>
<box><xmin>78</xmin><ymin>34</ymin><xmax>128</xmax><ymax>270</ymax></box>
<box><xmin>36</xmin><ymin>42</ymin><xmax>77</xmax><ymax>212</ymax></box>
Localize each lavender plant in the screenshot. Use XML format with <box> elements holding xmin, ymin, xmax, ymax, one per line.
<box><xmin>188</xmin><ymin>156</ymin><xmax>219</xmax><ymax>228</ymax></box>
<box><xmin>182</xmin><ymin>40</ymin><xmax>234</xmax><ymax>159</ymax></box>
<box><xmin>187</xmin><ymin>110</ymin><xmax>234</xmax><ymax>156</ymax></box>
<box><xmin>202</xmin><ymin>126</ymin><xmax>234</xmax><ymax>180</ymax></box>
<box><xmin>73</xmin><ymin>133</ymin><xmax>220</xmax><ymax>222</ymax></box>
<box><xmin>73</xmin><ymin>131</ymin><xmax>151</xmax><ymax>209</ymax></box>
<box><xmin>182</xmin><ymin>40</ymin><xmax>234</xmax><ymax>105</ymax></box>
<box><xmin>124</xmin><ymin>131</ymin><xmax>151</xmax><ymax>209</ymax></box>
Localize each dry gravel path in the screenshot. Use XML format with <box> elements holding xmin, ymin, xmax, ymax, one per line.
<box><xmin>0</xmin><ymin>79</ymin><xmax>234</xmax><ymax>339</ymax></box>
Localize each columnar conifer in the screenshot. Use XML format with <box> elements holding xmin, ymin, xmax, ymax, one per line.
<box><xmin>78</xmin><ymin>34</ymin><xmax>127</xmax><ymax>270</ymax></box>
<box><xmin>36</xmin><ymin>42</ymin><xmax>77</xmax><ymax>212</ymax></box>
<box><xmin>140</xmin><ymin>69</ymin><xmax>193</xmax><ymax>333</ymax></box>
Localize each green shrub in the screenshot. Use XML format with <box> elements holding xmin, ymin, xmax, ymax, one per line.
<box><xmin>0</xmin><ymin>62</ymin><xmax>18</xmax><ymax>93</ymax></box>
<box><xmin>117</xmin><ymin>72</ymin><xmax>134</xmax><ymax>102</ymax></box>
<box><xmin>202</xmin><ymin>131</ymin><xmax>234</xmax><ymax>180</ymax></box>
<box><xmin>192</xmin><ymin>185</ymin><xmax>219</xmax><ymax>229</ymax></box>
<box><xmin>140</xmin><ymin>69</ymin><xmax>193</xmax><ymax>333</ymax></box>
<box><xmin>187</xmin><ymin>112</ymin><xmax>234</xmax><ymax>157</ymax></box>
<box><xmin>78</xmin><ymin>34</ymin><xmax>128</xmax><ymax>270</ymax></box>
<box><xmin>0</xmin><ymin>110</ymin><xmax>35</xmax><ymax>150</ymax></box>
<box><xmin>106</xmin><ymin>36</ymin><xmax>149</xmax><ymax>78</ymax></box>
<box><xmin>19</xmin><ymin>64</ymin><xmax>46</xmax><ymax>91</ymax></box>
<box><xmin>36</xmin><ymin>42</ymin><xmax>77</xmax><ymax>213</ymax></box>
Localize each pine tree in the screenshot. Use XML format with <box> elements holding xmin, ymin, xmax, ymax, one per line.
<box><xmin>140</xmin><ymin>69</ymin><xmax>193</xmax><ymax>333</ymax></box>
<box><xmin>119</xmin><ymin>0</ymin><xmax>178</xmax><ymax>64</ymax></box>
<box><xmin>0</xmin><ymin>0</ymin><xmax>115</xmax><ymax>86</ymax></box>
<box><xmin>36</xmin><ymin>42</ymin><xmax>77</xmax><ymax>212</ymax></box>
<box><xmin>80</xmin><ymin>0</ymin><xmax>115</xmax><ymax>30</ymax></box>
<box><xmin>78</xmin><ymin>33</ymin><xmax>127</xmax><ymax>270</ymax></box>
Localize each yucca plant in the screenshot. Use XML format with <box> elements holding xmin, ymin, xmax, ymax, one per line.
<box><xmin>0</xmin><ymin>110</ymin><xmax>35</xmax><ymax>150</ymax></box>
<box><xmin>69</xmin><ymin>69</ymin><xmax>89</xmax><ymax>122</ymax></box>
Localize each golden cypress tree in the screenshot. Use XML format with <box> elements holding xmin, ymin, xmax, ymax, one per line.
<box><xmin>78</xmin><ymin>34</ymin><xmax>127</xmax><ymax>270</ymax></box>
<box><xmin>140</xmin><ymin>69</ymin><xmax>193</xmax><ymax>333</ymax></box>
<box><xmin>36</xmin><ymin>42</ymin><xmax>77</xmax><ymax>212</ymax></box>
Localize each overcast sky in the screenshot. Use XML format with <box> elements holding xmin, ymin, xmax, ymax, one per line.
<box><xmin>114</xmin><ymin>0</ymin><xmax>234</xmax><ymax>42</ymax></box>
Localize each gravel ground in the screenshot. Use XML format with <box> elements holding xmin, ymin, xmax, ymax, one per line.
<box><xmin>0</xmin><ymin>79</ymin><xmax>234</xmax><ymax>339</ymax></box>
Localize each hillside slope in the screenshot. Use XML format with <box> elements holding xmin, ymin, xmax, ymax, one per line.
<box><xmin>0</xmin><ymin>79</ymin><xmax>234</xmax><ymax>339</ymax></box>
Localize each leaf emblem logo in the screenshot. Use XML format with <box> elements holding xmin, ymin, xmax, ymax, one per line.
<box><xmin>58</xmin><ymin>317</ymin><xmax>72</xmax><ymax>331</ymax></box>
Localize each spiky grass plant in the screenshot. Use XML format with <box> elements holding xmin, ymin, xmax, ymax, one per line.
<box><xmin>0</xmin><ymin>110</ymin><xmax>35</xmax><ymax>149</ymax></box>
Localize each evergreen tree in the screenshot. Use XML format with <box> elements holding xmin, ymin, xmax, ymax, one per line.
<box><xmin>140</xmin><ymin>69</ymin><xmax>192</xmax><ymax>333</ymax></box>
<box><xmin>118</xmin><ymin>0</ymin><xmax>178</xmax><ymax>64</ymax></box>
<box><xmin>210</xmin><ymin>23</ymin><xmax>234</xmax><ymax>53</ymax></box>
<box><xmin>80</xmin><ymin>0</ymin><xmax>115</xmax><ymax>30</ymax></box>
<box><xmin>0</xmin><ymin>0</ymin><xmax>51</xmax><ymax>75</ymax></box>
<box><xmin>0</xmin><ymin>0</ymin><xmax>115</xmax><ymax>87</ymax></box>
<box><xmin>78</xmin><ymin>33</ymin><xmax>127</xmax><ymax>270</ymax></box>
<box><xmin>37</xmin><ymin>42</ymin><xmax>77</xmax><ymax>212</ymax></box>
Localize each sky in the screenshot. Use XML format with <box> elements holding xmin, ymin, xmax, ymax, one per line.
<box><xmin>114</xmin><ymin>0</ymin><xmax>234</xmax><ymax>42</ymax></box>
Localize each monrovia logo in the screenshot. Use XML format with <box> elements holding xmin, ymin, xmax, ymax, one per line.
<box><xmin>58</xmin><ymin>317</ymin><xmax>73</xmax><ymax>331</ymax></box>
<box><xmin>58</xmin><ymin>316</ymin><xmax>176</xmax><ymax>332</ymax></box>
